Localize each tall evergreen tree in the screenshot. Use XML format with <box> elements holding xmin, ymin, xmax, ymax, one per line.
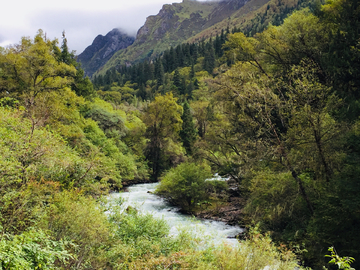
<box><xmin>173</xmin><ymin>68</ymin><xmax>183</xmax><ymax>94</ymax></box>
<box><xmin>155</xmin><ymin>59</ymin><xmax>165</xmax><ymax>88</ymax></box>
<box><xmin>169</xmin><ymin>47</ymin><xmax>178</xmax><ymax>71</ymax></box>
<box><xmin>203</xmin><ymin>41</ymin><xmax>216</xmax><ymax>74</ymax></box>
<box><xmin>180</xmin><ymin>101</ymin><xmax>197</xmax><ymax>155</ymax></box>
<box><xmin>190</xmin><ymin>65</ymin><xmax>195</xmax><ymax>79</ymax></box>
<box><xmin>58</xmin><ymin>32</ymin><xmax>95</xmax><ymax>99</ymax></box>
<box><xmin>137</xmin><ymin>83</ymin><xmax>147</xmax><ymax>100</ymax></box>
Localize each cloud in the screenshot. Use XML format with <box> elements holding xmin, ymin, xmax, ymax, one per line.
<box><xmin>2</xmin><ymin>0</ymin><xmax>217</xmax><ymax>53</ymax></box>
<box><xmin>28</xmin><ymin>5</ymin><xmax>165</xmax><ymax>53</ymax></box>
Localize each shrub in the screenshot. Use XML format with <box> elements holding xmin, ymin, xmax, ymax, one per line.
<box><xmin>41</xmin><ymin>190</ymin><xmax>110</xmax><ymax>269</ymax></box>
<box><xmin>156</xmin><ymin>162</ymin><xmax>212</xmax><ymax>211</ymax></box>
<box><xmin>0</xmin><ymin>230</ymin><xmax>73</xmax><ymax>270</ymax></box>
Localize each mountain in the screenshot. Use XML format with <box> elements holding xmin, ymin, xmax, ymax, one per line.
<box><xmin>80</xmin><ymin>0</ymin><xmax>309</xmax><ymax>76</ymax></box>
<box><xmin>77</xmin><ymin>28</ymin><xmax>135</xmax><ymax>76</ymax></box>
<box><xmin>86</xmin><ymin>0</ymin><xmax>255</xmax><ymax>76</ymax></box>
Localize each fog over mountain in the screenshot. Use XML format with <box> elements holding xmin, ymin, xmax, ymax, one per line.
<box><xmin>1</xmin><ymin>0</ymin><xmax>198</xmax><ymax>53</ymax></box>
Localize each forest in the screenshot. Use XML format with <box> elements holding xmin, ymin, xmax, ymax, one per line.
<box><xmin>0</xmin><ymin>0</ymin><xmax>359</xmax><ymax>268</ymax></box>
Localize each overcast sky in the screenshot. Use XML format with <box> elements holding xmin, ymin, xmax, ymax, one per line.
<box><xmin>0</xmin><ymin>0</ymin><xmax>189</xmax><ymax>54</ymax></box>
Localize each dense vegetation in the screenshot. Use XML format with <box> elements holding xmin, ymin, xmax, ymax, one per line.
<box><xmin>1</xmin><ymin>0</ymin><xmax>359</xmax><ymax>268</ymax></box>
<box><xmin>0</xmin><ymin>30</ymin><xmax>305</xmax><ymax>270</ymax></box>
<box><xmin>93</xmin><ymin>0</ymin><xmax>359</xmax><ymax>268</ymax></box>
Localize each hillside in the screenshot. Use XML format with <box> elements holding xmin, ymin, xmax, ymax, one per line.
<box><xmin>91</xmin><ymin>0</ymin><xmax>310</xmax><ymax>76</ymax></box>
<box><xmin>93</xmin><ymin>0</ymin><xmax>256</xmax><ymax>76</ymax></box>
<box><xmin>77</xmin><ymin>28</ymin><xmax>135</xmax><ymax>76</ymax></box>
<box><xmin>1</xmin><ymin>0</ymin><xmax>360</xmax><ymax>268</ymax></box>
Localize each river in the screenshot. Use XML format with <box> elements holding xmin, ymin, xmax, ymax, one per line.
<box><xmin>110</xmin><ymin>182</ymin><xmax>243</xmax><ymax>247</ymax></box>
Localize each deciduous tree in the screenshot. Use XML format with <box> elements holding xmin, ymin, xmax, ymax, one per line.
<box><xmin>143</xmin><ymin>92</ymin><xmax>184</xmax><ymax>180</ymax></box>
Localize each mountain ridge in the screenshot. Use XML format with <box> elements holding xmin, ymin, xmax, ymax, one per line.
<box><xmin>77</xmin><ymin>28</ymin><xmax>135</xmax><ymax>77</ymax></box>
<box><xmin>79</xmin><ymin>0</ymin><xmax>307</xmax><ymax>76</ymax></box>
<box><xmin>95</xmin><ymin>0</ymin><xmax>251</xmax><ymax>76</ymax></box>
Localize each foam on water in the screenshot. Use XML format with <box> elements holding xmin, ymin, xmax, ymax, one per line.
<box><xmin>110</xmin><ymin>182</ymin><xmax>243</xmax><ymax>247</ymax></box>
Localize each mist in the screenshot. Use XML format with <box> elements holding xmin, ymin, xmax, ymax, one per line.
<box><xmin>0</xmin><ymin>0</ymin><xmax>185</xmax><ymax>53</ymax></box>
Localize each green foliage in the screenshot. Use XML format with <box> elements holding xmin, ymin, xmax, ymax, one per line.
<box><xmin>125</xmin><ymin>226</ymin><xmax>305</xmax><ymax>270</ymax></box>
<box><xmin>143</xmin><ymin>92</ymin><xmax>185</xmax><ymax>180</ymax></box>
<box><xmin>57</xmin><ymin>32</ymin><xmax>96</xmax><ymax>99</ymax></box>
<box><xmin>42</xmin><ymin>190</ymin><xmax>110</xmax><ymax>268</ymax></box>
<box><xmin>1</xmin><ymin>1</ymin><xmax>360</xmax><ymax>268</ymax></box>
<box><xmin>83</xmin><ymin>99</ymin><xmax>127</xmax><ymax>138</ymax></box>
<box><xmin>180</xmin><ymin>101</ymin><xmax>198</xmax><ymax>155</ymax></box>
<box><xmin>192</xmin><ymin>229</ymin><xmax>303</xmax><ymax>270</ymax></box>
<box><xmin>97</xmin><ymin>90</ymin><xmax>122</xmax><ymax>105</ymax></box>
<box><xmin>325</xmin><ymin>247</ymin><xmax>355</xmax><ymax>270</ymax></box>
<box><xmin>0</xmin><ymin>106</ymin><xmax>119</xmax><ymax>195</ymax></box>
<box><xmin>0</xmin><ymin>30</ymin><xmax>76</xmax><ymax>100</ymax></box>
<box><xmin>103</xmin><ymin>201</ymin><xmax>196</xmax><ymax>268</ymax></box>
<box><xmin>0</xmin><ymin>97</ymin><xmax>19</xmax><ymax>109</ymax></box>
<box><xmin>0</xmin><ymin>107</ymin><xmax>82</xmax><ymax>184</ymax></box>
<box><xmin>244</xmin><ymin>170</ymin><xmax>312</xmax><ymax>239</ymax></box>
<box><xmin>110</xmin><ymin>209</ymin><xmax>169</xmax><ymax>243</ymax></box>
<box><xmin>156</xmin><ymin>162</ymin><xmax>212</xmax><ymax>211</ymax></box>
<box><xmin>202</xmin><ymin>1</ymin><xmax>360</xmax><ymax>268</ymax></box>
<box><xmin>0</xmin><ymin>230</ymin><xmax>73</xmax><ymax>270</ymax></box>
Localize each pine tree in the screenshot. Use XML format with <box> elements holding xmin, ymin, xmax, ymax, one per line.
<box><xmin>173</xmin><ymin>68</ymin><xmax>183</xmax><ymax>94</ymax></box>
<box><xmin>169</xmin><ymin>47</ymin><xmax>178</xmax><ymax>71</ymax></box>
<box><xmin>155</xmin><ymin>60</ymin><xmax>165</xmax><ymax>88</ymax></box>
<box><xmin>180</xmin><ymin>101</ymin><xmax>197</xmax><ymax>155</ymax></box>
<box><xmin>190</xmin><ymin>65</ymin><xmax>195</xmax><ymax>79</ymax></box>
<box><xmin>203</xmin><ymin>41</ymin><xmax>216</xmax><ymax>74</ymax></box>
<box><xmin>59</xmin><ymin>32</ymin><xmax>95</xmax><ymax>98</ymax></box>
<box><xmin>137</xmin><ymin>83</ymin><xmax>147</xmax><ymax>100</ymax></box>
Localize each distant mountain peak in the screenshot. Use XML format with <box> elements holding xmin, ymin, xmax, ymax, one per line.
<box><xmin>81</xmin><ymin>0</ymin><xmax>273</xmax><ymax>76</ymax></box>
<box><xmin>77</xmin><ymin>29</ymin><xmax>135</xmax><ymax>77</ymax></box>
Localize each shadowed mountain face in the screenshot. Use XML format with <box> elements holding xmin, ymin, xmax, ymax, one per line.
<box><xmin>77</xmin><ymin>28</ymin><xmax>135</xmax><ymax>77</ymax></box>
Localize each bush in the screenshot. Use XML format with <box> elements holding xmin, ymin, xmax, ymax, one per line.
<box><xmin>41</xmin><ymin>190</ymin><xmax>110</xmax><ymax>269</ymax></box>
<box><xmin>155</xmin><ymin>162</ymin><xmax>212</xmax><ymax>211</ymax></box>
<box><xmin>0</xmin><ymin>230</ymin><xmax>73</xmax><ymax>270</ymax></box>
<box><xmin>105</xmin><ymin>202</ymin><xmax>195</xmax><ymax>268</ymax></box>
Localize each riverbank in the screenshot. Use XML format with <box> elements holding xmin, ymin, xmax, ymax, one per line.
<box><xmin>192</xmin><ymin>180</ymin><xmax>247</xmax><ymax>230</ymax></box>
<box><xmin>121</xmin><ymin>179</ymin><xmax>246</xmax><ymax>228</ymax></box>
<box><xmin>115</xmin><ymin>182</ymin><xmax>244</xmax><ymax>241</ymax></box>
<box><xmin>193</xmin><ymin>196</ymin><xmax>245</xmax><ymax>226</ymax></box>
<box><xmin>120</xmin><ymin>178</ymin><xmax>154</xmax><ymax>189</ymax></box>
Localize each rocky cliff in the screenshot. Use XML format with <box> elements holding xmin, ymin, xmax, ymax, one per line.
<box><xmin>77</xmin><ymin>29</ymin><xmax>135</xmax><ymax>76</ymax></box>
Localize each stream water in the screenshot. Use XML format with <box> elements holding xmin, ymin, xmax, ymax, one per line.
<box><xmin>110</xmin><ymin>182</ymin><xmax>243</xmax><ymax>247</ymax></box>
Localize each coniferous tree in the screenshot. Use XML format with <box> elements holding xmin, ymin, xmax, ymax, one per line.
<box><xmin>176</xmin><ymin>45</ymin><xmax>184</xmax><ymax>67</ymax></box>
<box><xmin>187</xmin><ymin>81</ymin><xmax>194</xmax><ymax>98</ymax></box>
<box><xmin>190</xmin><ymin>65</ymin><xmax>195</xmax><ymax>79</ymax></box>
<box><xmin>183</xmin><ymin>43</ymin><xmax>191</xmax><ymax>66</ymax></box>
<box><xmin>155</xmin><ymin>59</ymin><xmax>165</xmax><ymax>88</ymax></box>
<box><xmin>190</xmin><ymin>44</ymin><xmax>198</xmax><ymax>63</ymax></box>
<box><xmin>169</xmin><ymin>47</ymin><xmax>178</xmax><ymax>71</ymax></box>
<box><xmin>180</xmin><ymin>101</ymin><xmax>197</xmax><ymax>155</ymax></box>
<box><xmin>214</xmin><ymin>34</ymin><xmax>222</xmax><ymax>57</ymax></box>
<box><xmin>173</xmin><ymin>68</ymin><xmax>182</xmax><ymax>94</ymax></box>
<box><xmin>137</xmin><ymin>83</ymin><xmax>147</xmax><ymax>100</ymax></box>
<box><xmin>58</xmin><ymin>32</ymin><xmax>96</xmax><ymax>99</ymax></box>
<box><xmin>203</xmin><ymin>41</ymin><xmax>216</xmax><ymax>74</ymax></box>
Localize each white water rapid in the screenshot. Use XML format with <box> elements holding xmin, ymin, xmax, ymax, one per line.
<box><xmin>110</xmin><ymin>183</ymin><xmax>244</xmax><ymax>247</ymax></box>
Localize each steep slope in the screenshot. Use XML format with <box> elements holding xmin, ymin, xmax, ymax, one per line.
<box><xmin>187</xmin><ymin>0</ymin><xmax>310</xmax><ymax>42</ymax></box>
<box><xmin>88</xmin><ymin>0</ymin><xmax>308</xmax><ymax>76</ymax></box>
<box><xmin>77</xmin><ymin>28</ymin><xmax>135</xmax><ymax>76</ymax></box>
<box><xmin>96</xmin><ymin>0</ymin><xmax>251</xmax><ymax>75</ymax></box>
